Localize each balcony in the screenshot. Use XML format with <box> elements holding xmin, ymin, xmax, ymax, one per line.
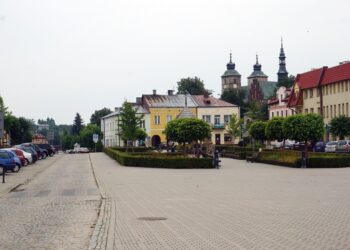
<box><xmin>212</xmin><ymin>123</ymin><xmax>225</xmax><ymax>129</ymax></box>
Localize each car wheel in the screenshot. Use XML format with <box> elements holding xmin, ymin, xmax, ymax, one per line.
<box><xmin>43</xmin><ymin>153</ymin><xmax>47</xmax><ymax>159</ymax></box>
<box><xmin>12</xmin><ymin>164</ymin><xmax>20</xmax><ymax>173</ymax></box>
<box><xmin>25</xmin><ymin>159</ymin><xmax>30</xmax><ymax>165</ymax></box>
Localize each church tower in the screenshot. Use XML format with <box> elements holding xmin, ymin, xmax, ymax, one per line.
<box><xmin>247</xmin><ymin>54</ymin><xmax>268</xmax><ymax>86</ymax></box>
<box><xmin>221</xmin><ymin>53</ymin><xmax>241</xmax><ymax>94</ymax></box>
<box><xmin>277</xmin><ymin>39</ymin><xmax>288</xmax><ymax>83</ymax></box>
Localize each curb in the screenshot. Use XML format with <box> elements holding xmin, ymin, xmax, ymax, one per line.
<box><xmin>88</xmin><ymin>153</ymin><xmax>111</xmax><ymax>250</ymax></box>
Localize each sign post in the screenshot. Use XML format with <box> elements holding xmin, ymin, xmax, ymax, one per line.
<box><xmin>93</xmin><ymin>134</ymin><xmax>98</xmax><ymax>152</ymax></box>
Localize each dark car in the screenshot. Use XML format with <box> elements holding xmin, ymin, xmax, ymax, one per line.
<box><xmin>293</xmin><ymin>142</ymin><xmax>313</xmax><ymax>151</ymax></box>
<box><xmin>37</xmin><ymin>144</ymin><xmax>55</xmax><ymax>156</ymax></box>
<box><xmin>16</xmin><ymin>145</ymin><xmax>38</xmax><ymax>163</ymax></box>
<box><xmin>0</xmin><ymin>150</ymin><xmax>19</xmax><ymax>173</ymax></box>
<box><xmin>314</xmin><ymin>141</ymin><xmax>326</xmax><ymax>152</ymax></box>
<box><xmin>21</xmin><ymin>143</ymin><xmax>46</xmax><ymax>159</ymax></box>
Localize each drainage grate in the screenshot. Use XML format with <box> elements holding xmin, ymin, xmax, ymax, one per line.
<box><xmin>138</xmin><ymin>217</ymin><xmax>167</xmax><ymax>221</ymax></box>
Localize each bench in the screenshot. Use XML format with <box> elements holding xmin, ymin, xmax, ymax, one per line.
<box><xmin>246</xmin><ymin>152</ymin><xmax>259</xmax><ymax>163</ymax></box>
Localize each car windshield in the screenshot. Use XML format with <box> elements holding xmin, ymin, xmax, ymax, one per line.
<box><xmin>327</xmin><ymin>141</ymin><xmax>337</xmax><ymax>146</ymax></box>
<box><xmin>0</xmin><ymin>151</ymin><xmax>10</xmax><ymax>159</ymax></box>
<box><xmin>316</xmin><ymin>142</ymin><xmax>324</xmax><ymax>146</ymax></box>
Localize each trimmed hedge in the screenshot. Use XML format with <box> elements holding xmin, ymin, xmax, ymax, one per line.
<box><xmin>111</xmin><ymin>147</ymin><xmax>152</xmax><ymax>152</ymax></box>
<box><xmin>257</xmin><ymin>150</ymin><xmax>350</xmax><ymax>168</ymax></box>
<box><xmin>105</xmin><ymin>148</ymin><xmax>213</xmax><ymax>169</ymax></box>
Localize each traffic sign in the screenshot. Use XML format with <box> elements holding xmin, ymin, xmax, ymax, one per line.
<box><xmin>93</xmin><ymin>134</ymin><xmax>98</xmax><ymax>143</ymax></box>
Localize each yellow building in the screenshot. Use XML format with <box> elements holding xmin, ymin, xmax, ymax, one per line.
<box><xmin>288</xmin><ymin>62</ymin><xmax>350</xmax><ymax>140</ymax></box>
<box><xmin>141</xmin><ymin>90</ymin><xmax>197</xmax><ymax>146</ymax></box>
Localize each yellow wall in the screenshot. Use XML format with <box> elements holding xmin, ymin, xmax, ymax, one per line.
<box><xmin>149</xmin><ymin>107</ymin><xmax>197</xmax><ymax>142</ymax></box>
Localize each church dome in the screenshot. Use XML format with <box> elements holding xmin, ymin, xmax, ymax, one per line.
<box><xmin>222</xmin><ymin>53</ymin><xmax>241</xmax><ymax>77</ymax></box>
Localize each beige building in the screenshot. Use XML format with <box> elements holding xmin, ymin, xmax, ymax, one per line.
<box><xmin>192</xmin><ymin>95</ymin><xmax>239</xmax><ymax>144</ymax></box>
<box><xmin>288</xmin><ymin>62</ymin><xmax>350</xmax><ymax>139</ymax></box>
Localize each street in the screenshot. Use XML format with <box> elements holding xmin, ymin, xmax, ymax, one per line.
<box><xmin>0</xmin><ymin>154</ymin><xmax>100</xmax><ymax>250</ymax></box>
<box><xmin>1</xmin><ymin>153</ymin><xmax>350</xmax><ymax>249</ymax></box>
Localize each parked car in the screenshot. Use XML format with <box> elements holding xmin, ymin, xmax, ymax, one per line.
<box><xmin>9</xmin><ymin>148</ymin><xmax>27</xmax><ymax>166</ymax></box>
<box><xmin>16</xmin><ymin>148</ymin><xmax>33</xmax><ymax>164</ymax></box>
<box><xmin>5</xmin><ymin>150</ymin><xmax>22</xmax><ymax>170</ymax></box>
<box><xmin>314</xmin><ymin>141</ymin><xmax>326</xmax><ymax>152</ymax></box>
<box><xmin>0</xmin><ymin>150</ymin><xmax>19</xmax><ymax>173</ymax></box>
<box><xmin>293</xmin><ymin>142</ymin><xmax>313</xmax><ymax>151</ymax></box>
<box><xmin>21</xmin><ymin>143</ymin><xmax>44</xmax><ymax>160</ymax></box>
<box><xmin>284</xmin><ymin>141</ymin><xmax>295</xmax><ymax>150</ymax></box>
<box><xmin>36</xmin><ymin>144</ymin><xmax>55</xmax><ymax>156</ymax></box>
<box><xmin>325</xmin><ymin>141</ymin><xmax>337</xmax><ymax>153</ymax></box>
<box><xmin>15</xmin><ymin>145</ymin><xmax>38</xmax><ymax>163</ymax></box>
<box><xmin>336</xmin><ymin>140</ymin><xmax>350</xmax><ymax>153</ymax></box>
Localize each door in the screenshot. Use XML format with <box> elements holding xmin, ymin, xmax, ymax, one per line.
<box><xmin>215</xmin><ymin>134</ymin><xmax>221</xmax><ymax>145</ymax></box>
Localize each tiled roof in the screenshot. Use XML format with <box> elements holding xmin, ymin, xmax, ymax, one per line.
<box><xmin>191</xmin><ymin>95</ymin><xmax>237</xmax><ymax>107</ymax></box>
<box><xmin>322</xmin><ymin>62</ymin><xmax>350</xmax><ymax>85</ymax></box>
<box><xmin>142</xmin><ymin>94</ymin><xmax>197</xmax><ymax>108</ymax></box>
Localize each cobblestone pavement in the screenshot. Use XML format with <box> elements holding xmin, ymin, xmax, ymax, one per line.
<box><xmin>0</xmin><ymin>154</ymin><xmax>100</xmax><ymax>250</ymax></box>
<box><xmin>90</xmin><ymin>153</ymin><xmax>350</xmax><ymax>250</ymax></box>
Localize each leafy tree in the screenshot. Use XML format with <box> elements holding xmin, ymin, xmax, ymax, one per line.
<box><xmin>119</xmin><ymin>102</ymin><xmax>144</xmax><ymax>150</ymax></box>
<box><xmin>164</xmin><ymin>118</ymin><xmax>211</xmax><ymax>147</ymax></box>
<box><xmin>265</xmin><ymin>117</ymin><xmax>285</xmax><ymax>142</ymax></box>
<box><xmin>135</xmin><ymin>128</ymin><xmax>147</xmax><ymax>141</ymax></box>
<box><xmin>226</xmin><ymin>113</ymin><xmax>242</xmax><ymax>144</ymax></box>
<box><xmin>329</xmin><ymin>115</ymin><xmax>350</xmax><ymax>140</ymax></box>
<box><xmin>249</xmin><ymin>121</ymin><xmax>267</xmax><ymax>143</ymax></box>
<box><xmin>245</xmin><ymin>101</ymin><xmax>266</xmax><ymax>121</ymax></box>
<box><xmin>80</xmin><ymin>124</ymin><xmax>103</xmax><ymax>151</ymax></box>
<box><xmin>177</xmin><ymin>77</ymin><xmax>207</xmax><ymax>95</ymax></box>
<box><xmin>72</xmin><ymin>113</ymin><xmax>84</xmax><ymax>135</ymax></box>
<box><xmin>221</xmin><ymin>89</ymin><xmax>247</xmax><ymax>117</ymax></box>
<box><xmin>277</xmin><ymin>75</ymin><xmax>295</xmax><ymax>88</ymax></box>
<box><xmin>0</xmin><ymin>95</ymin><xmax>9</xmax><ymax>115</ymax></box>
<box><xmin>4</xmin><ymin>115</ymin><xmax>33</xmax><ymax>145</ymax></box>
<box><xmin>90</xmin><ymin>107</ymin><xmax>112</xmax><ymax>127</ymax></box>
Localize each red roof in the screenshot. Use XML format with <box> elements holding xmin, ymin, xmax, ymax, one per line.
<box><xmin>295</xmin><ymin>68</ymin><xmax>324</xmax><ymax>90</ymax></box>
<box><xmin>322</xmin><ymin>62</ymin><xmax>350</xmax><ymax>85</ymax></box>
<box><xmin>191</xmin><ymin>95</ymin><xmax>237</xmax><ymax>107</ymax></box>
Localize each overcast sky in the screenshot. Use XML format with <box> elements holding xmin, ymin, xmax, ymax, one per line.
<box><xmin>0</xmin><ymin>0</ymin><xmax>349</xmax><ymax>124</ymax></box>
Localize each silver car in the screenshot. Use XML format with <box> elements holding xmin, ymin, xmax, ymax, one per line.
<box><xmin>325</xmin><ymin>141</ymin><xmax>337</xmax><ymax>153</ymax></box>
<box><xmin>336</xmin><ymin>140</ymin><xmax>350</xmax><ymax>153</ymax></box>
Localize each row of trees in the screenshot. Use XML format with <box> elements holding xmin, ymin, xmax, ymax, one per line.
<box><xmin>249</xmin><ymin>114</ymin><xmax>325</xmax><ymax>145</ymax></box>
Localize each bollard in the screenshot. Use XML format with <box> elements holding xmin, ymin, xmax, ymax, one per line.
<box><xmin>1</xmin><ymin>166</ymin><xmax>5</xmax><ymax>183</ymax></box>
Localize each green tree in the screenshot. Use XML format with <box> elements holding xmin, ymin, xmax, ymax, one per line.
<box><xmin>246</xmin><ymin>101</ymin><xmax>266</xmax><ymax>121</ymax></box>
<box><xmin>177</xmin><ymin>77</ymin><xmax>207</xmax><ymax>95</ymax></box>
<box><xmin>72</xmin><ymin>113</ymin><xmax>84</xmax><ymax>135</ymax></box>
<box><xmin>4</xmin><ymin>115</ymin><xmax>33</xmax><ymax>145</ymax></box>
<box><xmin>329</xmin><ymin>115</ymin><xmax>350</xmax><ymax>140</ymax></box>
<box><xmin>0</xmin><ymin>95</ymin><xmax>9</xmax><ymax>115</ymax></box>
<box><xmin>119</xmin><ymin>102</ymin><xmax>144</xmax><ymax>150</ymax></box>
<box><xmin>226</xmin><ymin>113</ymin><xmax>242</xmax><ymax>144</ymax></box>
<box><xmin>164</xmin><ymin>118</ymin><xmax>211</xmax><ymax>153</ymax></box>
<box><xmin>265</xmin><ymin>117</ymin><xmax>286</xmax><ymax>142</ymax></box>
<box><xmin>249</xmin><ymin>121</ymin><xmax>267</xmax><ymax>143</ymax></box>
<box><xmin>90</xmin><ymin>107</ymin><xmax>112</xmax><ymax>127</ymax></box>
<box><xmin>221</xmin><ymin>89</ymin><xmax>247</xmax><ymax>117</ymax></box>
<box><xmin>79</xmin><ymin>124</ymin><xmax>103</xmax><ymax>151</ymax></box>
<box><xmin>283</xmin><ymin>114</ymin><xmax>324</xmax><ymax>167</ymax></box>
<box><xmin>277</xmin><ymin>75</ymin><xmax>295</xmax><ymax>88</ymax></box>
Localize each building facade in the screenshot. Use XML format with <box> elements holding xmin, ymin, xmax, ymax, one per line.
<box><xmin>192</xmin><ymin>95</ymin><xmax>239</xmax><ymax>144</ymax></box>
<box><xmin>268</xmin><ymin>86</ymin><xmax>294</xmax><ymax>119</ymax></box>
<box><xmin>288</xmin><ymin>62</ymin><xmax>350</xmax><ymax>139</ymax></box>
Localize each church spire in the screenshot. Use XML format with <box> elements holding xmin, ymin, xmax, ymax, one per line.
<box><xmin>277</xmin><ymin>38</ymin><xmax>288</xmax><ymax>83</ymax></box>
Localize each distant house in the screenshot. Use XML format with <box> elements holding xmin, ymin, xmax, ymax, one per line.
<box><xmin>268</xmin><ymin>86</ymin><xmax>295</xmax><ymax>119</ymax></box>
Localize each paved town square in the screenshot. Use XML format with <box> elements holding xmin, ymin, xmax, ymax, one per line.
<box><xmin>90</xmin><ymin>153</ymin><xmax>350</xmax><ymax>250</ymax></box>
<box><xmin>1</xmin><ymin>153</ymin><xmax>350</xmax><ymax>249</ymax></box>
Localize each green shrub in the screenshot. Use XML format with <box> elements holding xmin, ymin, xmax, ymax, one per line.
<box><xmin>104</xmin><ymin>148</ymin><xmax>213</xmax><ymax>169</ymax></box>
<box><xmin>111</xmin><ymin>147</ymin><xmax>152</xmax><ymax>153</ymax></box>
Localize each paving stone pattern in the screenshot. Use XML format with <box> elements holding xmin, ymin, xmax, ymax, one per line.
<box><xmin>0</xmin><ymin>154</ymin><xmax>100</xmax><ymax>250</ymax></box>
<box><xmin>91</xmin><ymin>153</ymin><xmax>350</xmax><ymax>250</ymax></box>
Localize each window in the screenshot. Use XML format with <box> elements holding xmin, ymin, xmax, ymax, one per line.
<box><xmin>338</xmin><ymin>83</ymin><xmax>340</xmax><ymax>93</ymax></box>
<box><xmin>325</xmin><ymin>86</ymin><xmax>328</xmax><ymax>95</ymax></box>
<box><xmin>342</xmin><ymin>82</ymin><xmax>344</xmax><ymax>92</ymax></box>
<box><xmin>214</xmin><ymin>115</ymin><xmax>220</xmax><ymax>125</ymax></box>
<box><xmin>309</xmin><ymin>89</ymin><xmax>313</xmax><ymax>98</ymax></box>
<box><xmin>346</xmin><ymin>81</ymin><xmax>349</xmax><ymax>91</ymax></box>
<box><xmin>339</xmin><ymin>104</ymin><xmax>341</xmax><ymax>116</ymax></box>
<box><xmin>166</xmin><ymin>115</ymin><xmax>172</xmax><ymax>122</ymax></box>
<box><xmin>304</xmin><ymin>109</ymin><xmax>308</xmax><ymax>114</ymax></box>
<box><xmin>224</xmin><ymin>134</ymin><xmax>232</xmax><ymax>142</ymax></box>
<box><xmin>271</xmin><ymin>112</ymin><xmax>274</xmax><ymax>118</ymax></box>
<box><xmin>310</xmin><ymin>108</ymin><xmax>314</xmax><ymax>114</ymax></box>
<box><xmin>342</xmin><ymin>103</ymin><xmax>345</xmax><ymax>115</ymax></box>
<box><xmin>317</xmin><ymin>89</ymin><xmax>320</xmax><ymax>97</ymax></box>
<box><xmin>154</xmin><ymin>115</ymin><xmax>160</xmax><ymax>125</ymax></box>
<box><xmin>330</xmin><ymin>85</ymin><xmax>333</xmax><ymax>94</ymax></box>
<box><xmin>304</xmin><ymin>90</ymin><xmax>308</xmax><ymax>99</ymax></box>
<box><xmin>140</xmin><ymin>120</ymin><xmax>146</xmax><ymax>129</ymax></box>
<box><xmin>333</xmin><ymin>84</ymin><xmax>336</xmax><ymax>93</ymax></box>
<box><xmin>327</xmin><ymin>106</ymin><xmax>329</xmax><ymax>118</ymax></box>
<box><xmin>224</xmin><ymin>115</ymin><xmax>232</xmax><ymax>124</ymax></box>
<box><xmin>347</xmin><ymin>103</ymin><xmax>349</xmax><ymax>116</ymax></box>
<box><xmin>334</xmin><ymin>105</ymin><xmax>336</xmax><ymax>117</ymax></box>
<box><xmin>318</xmin><ymin>107</ymin><xmax>321</xmax><ymax>115</ymax></box>
<box><xmin>202</xmin><ymin>115</ymin><xmax>211</xmax><ymax>123</ymax></box>
<box><xmin>285</xmin><ymin>110</ymin><xmax>288</xmax><ymax>117</ymax></box>
<box><xmin>277</xmin><ymin>111</ymin><xmax>279</xmax><ymax>116</ymax></box>
<box><xmin>330</xmin><ymin>105</ymin><xmax>332</xmax><ymax>118</ymax></box>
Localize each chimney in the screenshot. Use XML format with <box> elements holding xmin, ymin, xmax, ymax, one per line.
<box><xmin>114</xmin><ymin>107</ymin><xmax>120</xmax><ymax>112</ymax></box>
<box><xmin>153</xmin><ymin>89</ymin><xmax>157</xmax><ymax>95</ymax></box>
<box><xmin>168</xmin><ymin>90</ymin><xmax>173</xmax><ymax>95</ymax></box>
<box><xmin>339</xmin><ymin>61</ymin><xmax>350</xmax><ymax>65</ymax></box>
<box><xmin>136</xmin><ymin>97</ymin><xmax>142</xmax><ymax>104</ymax></box>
